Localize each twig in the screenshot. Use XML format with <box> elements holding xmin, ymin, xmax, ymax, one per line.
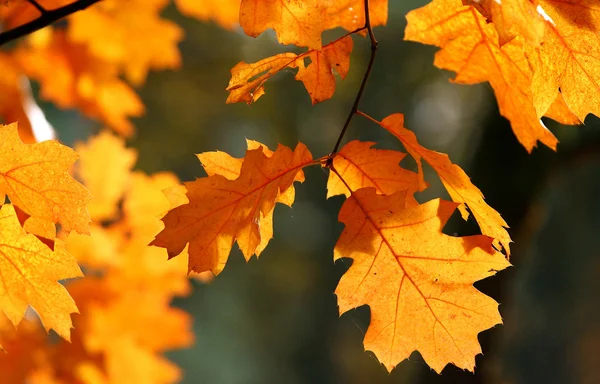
<box><xmin>27</xmin><ymin>0</ymin><xmax>48</xmax><ymax>14</ymax></box>
<box><xmin>0</xmin><ymin>0</ymin><xmax>102</xmax><ymax>47</ymax></box>
<box><xmin>326</xmin><ymin>0</ymin><xmax>379</xmax><ymax>167</ymax></box>
<box><xmin>27</xmin><ymin>0</ymin><xmax>47</xmax><ymax>14</ymax></box>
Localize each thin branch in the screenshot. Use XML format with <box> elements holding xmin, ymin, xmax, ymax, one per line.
<box><xmin>326</xmin><ymin>0</ymin><xmax>378</xmax><ymax>167</ymax></box>
<box><xmin>0</xmin><ymin>0</ymin><xmax>102</xmax><ymax>47</ymax></box>
<box><xmin>27</xmin><ymin>0</ymin><xmax>48</xmax><ymax>14</ymax></box>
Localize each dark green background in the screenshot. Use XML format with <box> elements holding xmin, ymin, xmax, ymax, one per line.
<box><xmin>43</xmin><ymin>1</ymin><xmax>600</xmax><ymax>383</ymax></box>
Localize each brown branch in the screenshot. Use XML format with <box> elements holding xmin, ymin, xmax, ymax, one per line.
<box><xmin>0</xmin><ymin>0</ymin><xmax>102</xmax><ymax>47</ymax></box>
<box><xmin>27</xmin><ymin>0</ymin><xmax>48</xmax><ymax>14</ymax></box>
<box><xmin>326</xmin><ymin>0</ymin><xmax>379</xmax><ymax>167</ymax></box>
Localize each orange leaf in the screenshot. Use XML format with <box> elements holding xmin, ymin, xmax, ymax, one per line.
<box><xmin>405</xmin><ymin>0</ymin><xmax>579</xmax><ymax>151</ymax></box>
<box><xmin>296</xmin><ymin>36</ymin><xmax>353</xmax><ymax>104</ymax></box>
<box><xmin>226</xmin><ymin>36</ymin><xmax>353</xmax><ymax>104</ymax></box>
<box><xmin>528</xmin><ymin>0</ymin><xmax>600</xmax><ymax>121</ymax></box>
<box><xmin>378</xmin><ymin>114</ymin><xmax>511</xmax><ymax>255</ymax></box>
<box><xmin>239</xmin><ymin>0</ymin><xmax>324</xmax><ymax>49</ymax></box>
<box><xmin>334</xmin><ymin>188</ymin><xmax>510</xmax><ymax>373</ymax></box>
<box><xmin>67</xmin><ymin>0</ymin><xmax>183</xmax><ymax>85</ymax></box>
<box><xmin>152</xmin><ymin>143</ymin><xmax>314</xmax><ymax>274</ymax></box>
<box><xmin>75</xmin><ymin>131</ymin><xmax>137</xmax><ymax>222</ymax></box>
<box><xmin>239</xmin><ymin>0</ymin><xmax>388</xmax><ymax>48</ymax></box>
<box><xmin>174</xmin><ymin>0</ymin><xmax>241</xmax><ymax>29</ymax></box>
<box><xmin>16</xmin><ymin>29</ymin><xmax>144</xmax><ymax>136</ymax></box>
<box><xmin>0</xmin><ymin>203</ymin><xmax>82</xmax><ymax>342</ymax></box>
<box><xmin>0</xmin><ymin>123</ymin><xmax>91</xmax><ymax>234</ymax></box>
<box><xmin>327</xmin><ymin>140</ymin><xmax>421</xmax><ymax>206</ymax></box>
<box><xmin>197</xmin><ymin>140</ymin><xmax>304</xmax><ymax>256</ymax></box>
<box><xmin>324</xmin><ymin>0</ymin><xmax>388</xmax><ymax>31</ymax></box>
<box><xmin>463</xmin><ymin>0</ymin><xmax>546</xmax><ymax>46</ymax></box>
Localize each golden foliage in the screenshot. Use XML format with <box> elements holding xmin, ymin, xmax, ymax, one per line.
<box><xmin>153</xmin><ymin>142</ymin><xmax>314</xmax><ymax>274</ymax></box>
<box><xmin>333</xmin><ymin>188</ymin><xmax>510</xmax><ymax>372</ymax></box>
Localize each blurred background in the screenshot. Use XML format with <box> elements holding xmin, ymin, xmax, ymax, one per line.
<box><xmin>38</xmin><ymin>0</ymin><xmax>600</xmax><ymax>383</ymax></box>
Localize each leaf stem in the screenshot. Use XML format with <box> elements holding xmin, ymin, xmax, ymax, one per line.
<box><xmin>326</xmin><ymin>0</ymin><xmax>378</xmax><ymax>167</ymax></box>
<box><xmin>0</xmin><ymin>0</ymin><xmax>102</xmax><ymax>46</ymax></box>
<box><xmin>356</xmin><ymin>110</ymin><xmax>380</xmax><ymax>124</ymax></box>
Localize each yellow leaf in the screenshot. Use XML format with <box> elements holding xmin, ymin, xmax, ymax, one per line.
<box><xmin>405</xmin><ymin>0</ymin><xmax>580</xmax><ymax>151</ymax></box>
<box><xmin>227</xmin><ymin>36</ymin><xmax>353</xmax><ymax>104</ymax></box>
<box><xmin>0</xmin><ymin>204</ymin><xmax>82</xmax><ymax>341</ymax></box>
<box><xmin>0</xmin><ymin>122</ymin><xmax>92</xmax><ymax>234</ymax></box>
<box><xmin>463</xmin><ymin>0</ymin><xmax>546</xmax><ymax>46</ymax></box>
<box><xmin>152</xmin><ymin>143</ymin><xmax>314</xmax><ymax>274</ymax></box>
<box><xmin>327</xmin><ymin>140</ymin><xmax>421</xmax><ymax>206</ymax></box>
<box><xmin>324</xmin><ymin>0</ymin><xmax>388</xmax><ymax>31</ymax></box>
<box><xmin>174</xmin><ymin>0</ymin><xmax>241</xmax><ymax>29</ymax></box>
<box><xmin>334</xmin><ymin>188</ymin><xmax>510</xmax><ymax>372</ymax></box>
<box><xmin>379</xmin><ymin>113</ymin><xmax>512</xmax><ymax>255</ymax></box>
<box><xmin>67</xmin><ymin>0</ymin><xmax>183</xmax><ymax>85</ymax></box>
<box><xmin>16</xmin><ymin>30</ymin><xmax>144</xmax><ymax>136</ymax></box>
<box><xmin>528</xmin><ymin>0</ymin><xmax>600</xmax><ymax>121</ymax></box>
<box><xmin>76</xmin><ymin>131</ymin><xmax>137</xmax><ymax>222</ymax></box>
<box><xmin>240</xmin><ymin>0</ymin><xmax>324</xmax><ymax>49</ymax></box>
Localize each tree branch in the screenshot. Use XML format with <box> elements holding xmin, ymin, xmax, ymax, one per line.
<box><xmin>326</xmin><ymin>0</ymin><xmax>378</xmax><ymax>167</ymax></box>
<box><xmin>0</xmin><ymin>0</ymin><xmax>102</xmax><ymax>47</ymax></box>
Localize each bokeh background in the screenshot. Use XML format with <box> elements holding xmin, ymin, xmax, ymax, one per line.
<box><xmin>40</xmin><ymin>1</ymin><xmax>600</xmax><ymax>383</ymax></box>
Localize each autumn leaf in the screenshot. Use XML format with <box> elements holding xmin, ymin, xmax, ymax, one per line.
<box><xmin>374</xmin><ymin>113</ymin><xmax>512</xmax><ymax>255</ymax></box>
<box><xmin>152</xmin><ymin>143</ymin><xmax>314</xmax><ymax>274</ymax></box>
<box><xmin>75</xmin><ymin>131</ymin><xmax>137</xmax><ymax>222</ymax></box>
<box><xmin>238</xmin><ymin>0</ymin><xmax>388</xmax><ymax>49</ymax></box>
<box><xmin>296</xmin><ymin>36</ymin><xmax>353</xmax><ymax>104</ymax></box>
<box><xmin>405</xmin><ymin>0</ymin><xmax>579</xmax><ymax>152</ymax></box>
<box><xmin>174</xmin><ymin>0</ymin><xmax>241</xmax><ymax>29</ymax></box>
<box><xmin>333</xmin><ymin>188</ymin><xmax>510</xmax><ymax>373</ymax></box>
<box><xmin>327</xmin><ymin>140</ymin><xmax>421</xmax><ymax>206</ymax></box>
<box><xmin>463</xmin><ymin>0</ymin><xmax>546</xmax><ymax>46</ymax></box>
<box><xmin>197</xmin><ymin>139</ymin><xmax>304</xmax><ymax>255</ymax></box>
<box><xmin>67</xmin><ymin>0</ymin><xmax>183</xmax><ymax>85</ymax></box>
<box><xmin>16</xmin><ymin>29</ymin><xmax>144</xmax><ymax>136</ymax></box>
<box><xmin>0</xmin><ymin>203</ymin><xmax>82</xmax><ymax>343</ymax></box>
<box><xmin>324</xmin><ymin>0</ymin><xmax>388</xmax><ymax>32</ymax></box>
<box><xmin>239</xmin><ymin>0</ymin><xmax>324</xmax><ymax>49</ymax></box>
<box><xmin>527</xmin><ymin>0</ymin><xmax>600</xmax><ymax>121</ymax></box>
<box><xmin>227</xmin><ymin>36</ymin><xmax>353</xmax><ymax>104</ymax></box>
<box><xmin>0</xmin><ymin>122</ymin><xmax>91</xmax><ymax>234</ymax></box>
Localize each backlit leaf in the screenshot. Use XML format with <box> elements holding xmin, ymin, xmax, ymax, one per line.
<box><xmin>405</xmin><ymin>0</ymin><xmax>580</xmax><ymax>151</ymax></box>
<box><xmin>327</xmin><ymin>140</ymin><xmax>421</xmax><ymax>206</ymax></box>
<box><xmin>174</xmin><ymin>0</ymin><xmax>241</xmax><ymax>29</ymax></box>
<box><xmin>334</xmin><ymin>188</ymin><xmax>510</xmax><ymax>372</ymax></box>
<box><xmin>463</xmin><ymin>0</ymin><xmax>546</xmax><ymax>46</ymax></box>
<box><xmin>240</xmin><ymin>0</ymin><xmax>324</xmax><ymax>49</ymax></box>
<box><xmin>0</xmin><ymin>123</ymin><xmax>91</xmax><ymax>234</ymax></box>
<box><xmin>0</xmin><ymin>204</ymin><xmax>82</xmax><ymax>342</ymax></box>
<box><xmin>379</xmin><ymin>113</ymin><xmax>511</xmax><ymax>255</ymax></box>
<box><xmin>16</xmin><ymin>29</ymin><xmax>144</xmax><ymax>136</ymax></box>
<box><xmin>75</xmin><ymin>131</ymin><xmax>137</xmax><ymax>222</ymax></box>
<box><xmin>152</xmin><ymin>143</ymin><xmax>314</xmax><ymax>274</ymax></box>
<box><xmin>528</xmin><ymin>0</ymin><xmax>600</xmax><ymax>121</ymax></box>
<box><xmin>67</xmin><ymin>0</ymin><xmax>183</xmax><ymax>85</ymax></box>
<box><xmin>227</xmin><ymin>36</ymin><xmax>353</xmax><ymax>104</ymax></box>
